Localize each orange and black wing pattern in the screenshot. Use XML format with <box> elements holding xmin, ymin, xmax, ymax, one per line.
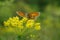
<box><xmin>28</xmin><ymin>12</ymin><xmax>40</xmax><ymax>19</ymax></box>
<box><xmin>16</xmin><ymin>11</ymin><xmax>25</xmax><ymax>17</ymax></box>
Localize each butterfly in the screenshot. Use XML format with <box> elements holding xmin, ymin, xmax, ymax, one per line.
<box><xmin>16</xmin><ymin>11</ymin><xmax>40</xmax><ymax>19</ymax></box>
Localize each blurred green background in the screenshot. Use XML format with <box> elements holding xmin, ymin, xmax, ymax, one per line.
<box><xmin>0</xmin><ymin>0</ymin><xmax>60</xmax><ymax>40</ymax></box>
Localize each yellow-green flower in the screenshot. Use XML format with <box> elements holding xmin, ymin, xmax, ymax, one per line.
<box><xmin>15</xmin><ymin>16</ymin><xmax>19</xmax><ymax>20</ymax></box>
<box><xmin>9</xmin><ymin>17</ymin><xmax>13</xmax><ymax>21</ymax></box>
<box><xmin>17</xmin><ymin>21</ymin><xmax>22</xmax><ymax>26</ymax></box>
<box><xmin>22</xmin><ymin>17</ymin><xmax>28</xmax><ymax>22</ymax></box>
<box><xmin>13</xmin><ymin>16</ymin><xmax>19</xmax><ymax>20</ymax></box>
<box><xmin>11</xmin><ymin>22</ymin><xmax>18</xmax><ymax>27</ymax></box>
<box><xmin>19</xmin><ymin>20</ymin><xmax>24</xmax><ymax>23</ymax></box>
<box><xmin>4</xmin><ymin>21</ymin><xmax>10</xmax><ymax>26</ymax></box>
<box><xmin>4</xmin><ymin>16</ymin><xmax>20</xmax><ymax>27</ymax></box>
<box><xmin>34</xmin><ymin>23</ymin><xmax>41</xmax><ymax>30</ymax></box>
<box><xmin>26</xmin><ymin>19</ymin><xmax>35</xmax><ymax>28</ymax></box>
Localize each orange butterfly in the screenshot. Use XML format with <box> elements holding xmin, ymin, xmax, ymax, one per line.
<box><xmin>16</xmin><ymin>11</ymin><xmax>40</xmax><ymax>19</ymax></box>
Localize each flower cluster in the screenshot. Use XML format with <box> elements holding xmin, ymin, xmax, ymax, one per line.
<box><xmin>4</xmin><ymin>16</ymin><xmax>27</xmax><ymax>29</ymax></box>
<box><xmin>4</xmin><ymin>16</ymin><xmax>41</xmax><ymax>31</ymax></box>
<box><xmin>3</xmin><ymin>16</ymin><xmax>41</xmax><ymax>40</ymax></box>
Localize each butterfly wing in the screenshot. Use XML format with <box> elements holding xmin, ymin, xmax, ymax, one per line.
<box><xmin>16</xmin><ymin>11</ymin><xmax>40</xmax><ymax>19</ymax></box>
<box><xmin>28</xmin><ymin>12</ymin><xmax>40</xmax><ymax>19</ymax></box>
<box><xmin>16</xmin><ymin>11</ymin><xmax>25</xmax><ymax>17</ymax></box>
